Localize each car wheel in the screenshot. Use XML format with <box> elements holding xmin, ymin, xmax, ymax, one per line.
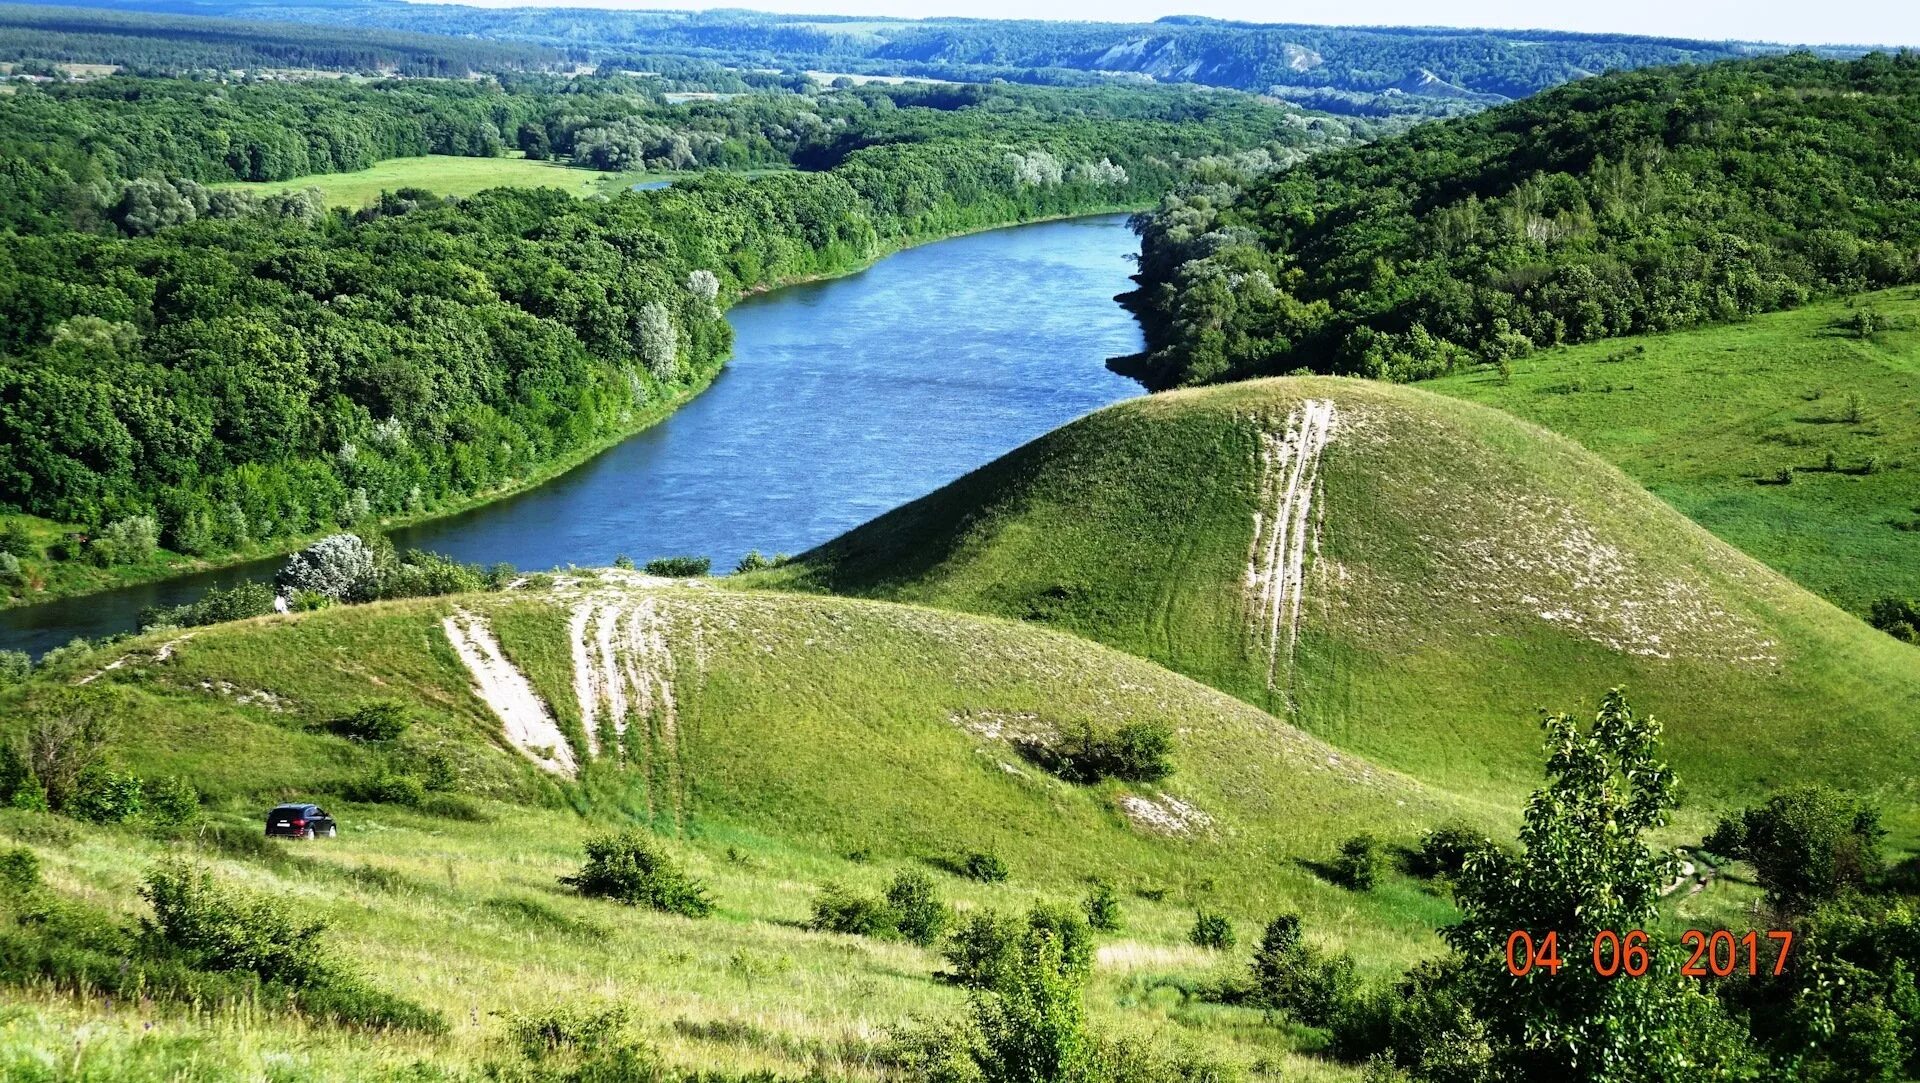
<box><xmin>325</xmin><ymin>825</ymin><xmax>337</xmax><ymax>838</ymax></box>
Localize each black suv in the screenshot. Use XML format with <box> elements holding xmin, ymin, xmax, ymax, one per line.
<box><xmin>265</xmin><ymin>803</ymin><xmax>337</xmax><ymax>839</ymax></box>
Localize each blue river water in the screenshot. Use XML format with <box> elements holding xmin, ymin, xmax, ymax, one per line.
<box><xmin>0</xmin><ymin>214</ymin><xmax>1145</xmax><ymax>655</ymax></box>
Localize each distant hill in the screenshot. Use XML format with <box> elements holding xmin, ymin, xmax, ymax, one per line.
<box><xmin>1125</xmin><ymin>53</ymin><xmax>1920</xmax><ymax>387</ymax></box>
<box><xmin>0</xmin><ymin>2</ymin><xmax>561</xmax><ymax>75</ymax></box>
<box><xmin>2</xmin><ymin>0</ymin><xmax>1855</xmax><ymax>113</ymax></box>
<box><xmin>764</xmin><ymin>377</ymin><xmax>1920</xmax><ymax>824</ymax></box>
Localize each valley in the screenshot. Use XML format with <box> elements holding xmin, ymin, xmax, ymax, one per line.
<box><xmin>0</xmin><ymin>8</ymin><xmax>1917</xmax><ymax>1083</ymax></box>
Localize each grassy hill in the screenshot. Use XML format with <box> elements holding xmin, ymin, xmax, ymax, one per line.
<box><xmin>0</xmin><ymin>576</ymin><xmax>1510</xmax><ymax>1079</ymax></box>
<box><xmin>762</xmin><ymin>377</ymin><xmax>1920</xmax><ymax>829</ymax></box>
<box><xmin>1424</xmin><ymin>287</ymin><xmax>1920</xmax><ymax>615</ymax></box>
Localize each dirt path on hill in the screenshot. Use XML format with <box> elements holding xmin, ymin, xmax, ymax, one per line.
<box><xmin>1246</xmin><ymin>399</ymin><xmax>1338</xmax><ymax>693</ymax></box>
<box><xmin>443</xmin><ymin>608</ymin><xmax>576</xmax><ymax>776</ymax></box>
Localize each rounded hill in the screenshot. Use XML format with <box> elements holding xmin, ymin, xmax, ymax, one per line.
<box><xmin>764</xmin><ymin>376</ymin><xmax>1920</xmax><ymax>819</ymax></box>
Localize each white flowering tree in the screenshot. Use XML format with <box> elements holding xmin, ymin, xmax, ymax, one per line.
<box><xmin>277</xmin><ymin>533</ymin><xmax>382</xmax><ymax>603</ymax></box>
<box><xmin>636</xmin><ymin>302</ymin><xmax>679</xmax><ymax>380</ymax></box>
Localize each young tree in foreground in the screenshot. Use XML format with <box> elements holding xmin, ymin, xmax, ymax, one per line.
<box><xmin>1436</xmin><ymin>689</ymin><xmax>1754</xmax><ymax>1081</ymax></box>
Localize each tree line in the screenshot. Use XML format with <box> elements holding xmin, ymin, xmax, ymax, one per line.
<box><xmin>0</xmin><ymin>4</ymin><xmax>563</xmax><ymax>77</ymax></box>
<box><xmin>1124</xmin><ymin>52</ymin><xmax>1920</xmax><ymax>387</ymax></box>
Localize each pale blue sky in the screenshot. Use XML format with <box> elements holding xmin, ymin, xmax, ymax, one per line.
<box><xmin>426</xmin><ymin>0</ymin><xmax>1917</xmax><ymax>48</ymax></box>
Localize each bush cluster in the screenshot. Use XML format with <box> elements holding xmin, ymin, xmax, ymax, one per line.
<box><xmin>1333</xmin><ymin>834</ymin><xmax>1383</xmax><ymax>891</ymax></box>
<box><xmin>1021</xmin><ymin>720</ymin><xmax>1174</xmax><ymax>784</ymax></box>
<box><xmin>1188</xmin><ymin>910</ymin><xmax>1236</xmax><ymax>951</ymax></box>
<box><xmin>808</xmin><ymin>870</ymin><xmax>951</xmax><ymax>946</ymax></box>
<box><xmin>1247</xmin><ymin>913</ymin><xmax>1358</xmax><ymax>1027</ymax></box>
<box><xmin>643</xmin><ymin>555</ymin><xmax>711</xmax><ymax>577</ymax></box>
<box><xmin>561</xmin><ymin>831</ymin><xmax>713</xmax><ymax>917</ymax></box>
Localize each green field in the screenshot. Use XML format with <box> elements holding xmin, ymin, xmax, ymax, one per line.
<box><xmin>212</xmin><ymin>153</ymin><xmax>689</xmax><ymax>207</ymax></box>
<box><xmin>1424</xmin><ymin>288</ymin><xmax>1920</xmax><ymax>615</ymax></box>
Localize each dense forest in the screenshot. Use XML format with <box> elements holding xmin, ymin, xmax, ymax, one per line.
<box><xmin>0</xmin><ymin>73</ymin><xmax>1341</xmax><ymax>582</ymax></box>
<box><xmin>0</xmin><ymin>73</ymin><xmax>1349</xmax><ymax>235</ymax></box>
<box><xmin>0</xmin><ymin>3</ymin><xmax>561</xmax><ymax>75</ymax></box>
<box><xmin>1123</xmin><ymin>52</ymin><xmax>1920</xmax><ymax>386</ymax></box>
<box><xmin>7</xmin><ymin>0</ymin><xmax>1845</xmax><ymax>116</ymax></box>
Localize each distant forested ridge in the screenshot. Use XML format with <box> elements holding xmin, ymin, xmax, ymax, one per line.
<box><xmin>4</xmin><ymin>0</ymin><xmax>1850</xmax><ymax>116</ymax></box>
<box><xmin>0</xmin><ymin>3</ymin><xmax>561</xmax><ymax>75</ymax></box>
<box><xmin>0</xmin><ymin>74</ymin><xmax>1339</xmax><ymax>575</ymax></box>
<box><xmin>1123</xmin><ymin>53</ymin><xmax>1920</xmax><ymax>387</ymax></box>
<box><xmin>0</xmin><ymin>73</ymin><xmax>1353</xmax><ymax>236</ymax></box>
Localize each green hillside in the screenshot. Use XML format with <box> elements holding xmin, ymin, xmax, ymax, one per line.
<box><xmin>1421</xmin><ymin>287</ymin><xmax>1920</xmax><ymax>615</ymax></box>
<box><xmin>764</xmin><ymin>377</ymin><xmax>1920</xmax><ymax>825</ymax></box>
<box><xmin>0</xmin><ymin>577</ymin><xmax>1515</xmax><ymax>1078</ymax></box>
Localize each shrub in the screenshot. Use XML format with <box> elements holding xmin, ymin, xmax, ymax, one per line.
<box><xmin>188</xmin><ymin>581</ymin><xmax>276</xmax><ymax>626</ymax></box>
<box><xmin>809</xmin><ymin>881</ymin><xmax>899</xmax><ymax>939</ymax></box>
<box><xmin>141</xmin><ymin>859</ymin><xmax>333</xmax><ymax>986</ymax></box>
<box><xmin>508</xmin><ymin>1003</ymin><xmax>631</xmax><ymax>1059</ymax></box>
<box><xmin>13</xmin><ymin>689</ymin><xmax>114</xmax><ymax>812</ymax></box>
<box><xmin>0</xmin><ymin>846</ymin><xmax>38</xmax><ymax>893</ymax></box>
<box><xmin>70</xmin><ymin>768</ymin><xmax>144</xmax><ymax>823</ymax></box>
<box><xmin>887</xmin><ymin>871</ymin><xmax>950</xmax><ymax>947</ymax></box>
<box><xmin>277</xmin><ymin>533</ymin><xmax>383</xmax><ymax>603</ymax></box>
<box><xmin>945</xmin><ymin>910</ymin><xmax>1023</xmax><ymax>987</ymax></box>
<box><xmin>379</xmin><ymin>550</ymin><xmax>486</xmax><ymax>599</ymax></box>
<box><xmin>1412</xmin><ymin>823</ymin><xmax>1494</xmax><ymax>880</ymax></box>
<box><xmin>733</xmin><ymin>550</ymin><xmax>773</xmax><ymax>573</ymax></box>
<box><xmin>643</xmin><ymin>555</ymin><xmax>710</xmax><ymax>577</ymax></box>
<box><xmin>0</xmin><ymin>519</ymin><xmax>35</xmax><ymax>558</ymax></box>
<box><xmin>1249</xmin><ymin>913</ymin><xmax>1359</xmax><ymax>1027</ymax></box>
<box><xmin>1027</xmin><ymin>720</ymin><xmax>1174</xmax><ymax>783</ymax></box>
<box><xmin>335</xmin><ymin>701</ymin><xmax>410</xmax><ymax>742</ymax></box>
<box><xmin>0</xmin><ymin>552</ymin><xmax>21</xmax><ymax>586</ymax></box>
<box><xmin>1706</xmin><ymin>785</ymin><xmax>1884</xmax><ymax>912</ymax></box>
<box><xmin>90</xmin><ymin>515</ymin><xmax>158</xmax><ymax>566</ymax></box>
<box><xmin>351</xmin><ymin>768</ymin><xmax>426</xmax><ymax>807</ymax></box>
<box><xmin>973</xmin><ymin>905</ymin><xmax>1094</xmax><ymax>1083</ymax></box>
<box><xmin>141</xmin><ymin>775</ymin><xmax>199</xmax><ymax>826</ymax></box>
<box><xmin>1869</xmin><ymin>597</ymin><xmax>1919</xmax><ymax>644</ymax></box>
<box><xmin>0</xmin><ymin>650</ymin><xmax>29</xmax><ymax>688</ymax></box>
<box><xmin>1335</xmin><ymin>834</ymin><xmax>1383</xmax><ymax>891</ymax></box>
<box><xmin>957</xmin><ymin>850</ymin><xmax>1010</xmax><ymax>883</ymax></box>
<box><xmin>562</xmin><ymin>831</ymin><xmax>713</xmax><ymax>917</ymax></box>
<box><xmin>1189</xmin><ymin>910</ymin><xmax>1236</xmax><ymax>950</ymax></box>
<box><xmin>1083</xmin><ymin>880</ymin><xmax>1123</xmax><ymax>932</ymax></box>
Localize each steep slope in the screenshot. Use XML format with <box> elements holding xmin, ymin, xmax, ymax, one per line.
<box><xmin>2</xmin><ymin>577</ymin><xmax>1502</xmax><ymax>1081</ymax></box>
<box><xmin>5</xmin><ymin>576</ymin><xmax>1475</xmax><ymax>915</ymax></box>
<box><xmin>765</xmin><ymin>377</ymin><xmax>1920</xmax><ymax>820</ymax></box>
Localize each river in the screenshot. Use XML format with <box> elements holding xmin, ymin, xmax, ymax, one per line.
<box><xmin>0</xmin><ymin>214</ymin><xmax>1145</xmax><ymax>657</ymax></box>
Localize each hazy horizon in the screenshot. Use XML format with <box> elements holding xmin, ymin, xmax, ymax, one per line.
<box><xmin>402</xmin><ymin>0</ymin><xmax>1918</xmax><ymax>49</ymax></box>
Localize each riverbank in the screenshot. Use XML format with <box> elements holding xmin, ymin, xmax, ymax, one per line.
<box><xmin>2</xmin><ymin>204</ymin><xmax>1148</xmax><ymax>618</ymax></box>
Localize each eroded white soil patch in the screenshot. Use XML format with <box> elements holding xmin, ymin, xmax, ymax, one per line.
<box><xmin>443</xmin><ymin>609</ymin><xmax>577</xmax><ymax>776</ymax></box>
<box><xmin>1246</xmin><ymin>400</ymin><xmax>1339</xmax><ymax>690</ymax></box>
<box><xmin>568</xmin><ymin>595</ymin><xmax>680</xmax><ymax>763</ymax></box>
<box><xmin>1117</xmin><ymin>792</ymin><xmax>1213</xmax><ymax>836</ymax></box>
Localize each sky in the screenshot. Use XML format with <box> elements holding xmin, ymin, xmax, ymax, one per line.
<box><xmin>425</xmin><ymin>0</ymin><xmax>1919</xmax><ymax>48</ymax></box>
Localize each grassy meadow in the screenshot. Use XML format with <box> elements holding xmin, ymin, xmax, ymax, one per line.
<box><xmin>1425</xmin><ymin>287</ymin><xmax>1920</xmax><ymax>614</ymax></box>
<box><xmin>210</xmin><ymin>153</ymin><xmax>694</xmax><ymax>207</ymax></box>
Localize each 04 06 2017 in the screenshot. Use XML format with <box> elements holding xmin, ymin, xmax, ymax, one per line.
<box><xmin>1504</xmin><ymin>929</ymin><xmax>1794</xmax><ymax>978</ymax></box>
